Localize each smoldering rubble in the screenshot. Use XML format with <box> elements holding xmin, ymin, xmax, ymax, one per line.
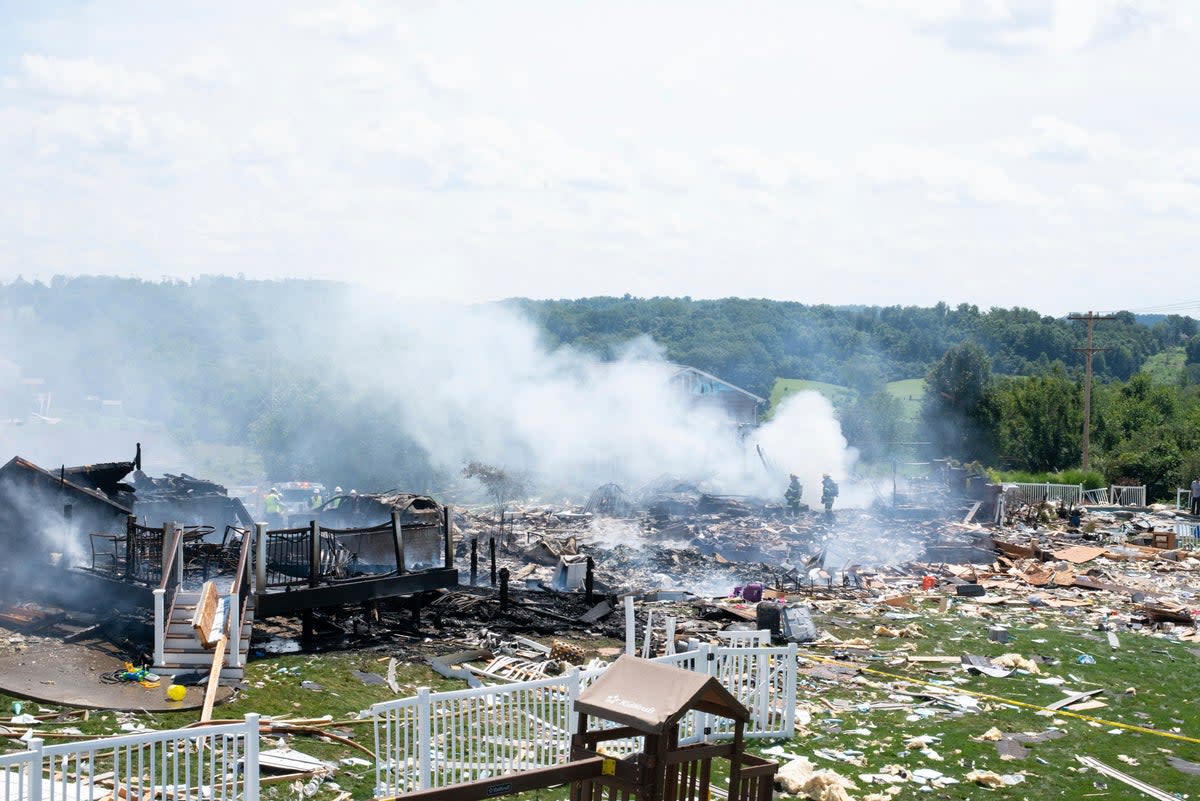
<box><xmin>228</xmin><ymin>479</ymin><xmax>1200</xmax><ymax>672</ymax></box>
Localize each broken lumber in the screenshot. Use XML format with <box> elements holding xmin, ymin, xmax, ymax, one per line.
<box><xmin>199</xmin><ymin>636</ymin><xmax>227</xmax><ymax>724</ymax></box>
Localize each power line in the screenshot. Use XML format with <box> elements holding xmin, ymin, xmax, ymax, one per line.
<box><xmin>1103</xmin><ymin>300</ymin><xmax>1200</xmax><ymax>315</ymax></box>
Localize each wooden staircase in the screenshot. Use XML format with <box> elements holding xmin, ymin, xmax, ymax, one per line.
<box><xmin>154</xmin><ymin>590</ymin><xmax>253</xmax><ymax>685</ymax></box>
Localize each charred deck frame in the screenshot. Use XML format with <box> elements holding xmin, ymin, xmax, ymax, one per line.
<box><xmin>70</xmin><ymin>506</ymin><xmax>459</xmax><ymax>619</ymax></box>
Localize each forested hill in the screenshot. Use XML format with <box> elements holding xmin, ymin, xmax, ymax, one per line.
<box><xmin>2</xmin><ymin>278</ymin><xmax>1193</xmax><ymax>404</ymax></box>
<box><xmin>510</xmin><ymin>297</ymin><xmax>1194</xmax><ymax>397</ymax></box>
<box><xmin>2</xmin><ymin>277</ymin><xmax>1197</xmax><ymax>490</ymax></box>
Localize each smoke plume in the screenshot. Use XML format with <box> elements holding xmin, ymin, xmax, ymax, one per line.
<box><xmin>332</xmin><ymin>293</ymin><xmax>858</xmax><ymax>502</ymax></box>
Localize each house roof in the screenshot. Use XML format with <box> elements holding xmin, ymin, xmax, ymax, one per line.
<box><xmin>0</xmin><ymin>456</ymin><xmax>132</xmax><ymax>515</ymax></box>
<box><xmin>574</xmin><ymin>655</ymin><xmax>749</xmax><ymax>734</ymax></box>
<box><xmin>668</xmin><ymin>365</ymin><xmax>767</xmax><ymax>405</ymax></box>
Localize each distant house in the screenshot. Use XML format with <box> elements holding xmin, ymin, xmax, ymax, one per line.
<box><xmin>668</xmin><ymin>365</ymin><xmax>765</xmax><ymax>427</ymax></box>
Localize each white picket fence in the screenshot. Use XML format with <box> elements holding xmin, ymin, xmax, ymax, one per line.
<box><xmin>1008</xmin><ymin>483</ymin><xmax>1083</xmax><ymax>505</ymax></box>
<box><xmin>1109</xmin><ymin>485</ymin><xmax>1147</xmax><ymax>507</ymax></box>
<box><xmin>0</xmin><ymin>715</ymin><xmax>259</xmax><ymax>801</ymax></box>
<box><xmin>372</xmin><ymin>643</ymin><xmax>798</xmax><ymax>797</ymax></box>
<box><xmin>1009</xmin><ymin>483</ymin><xmax>1148</xmax><ymax>507</ymax></box>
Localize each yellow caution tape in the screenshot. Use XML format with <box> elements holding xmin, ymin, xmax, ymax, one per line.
<box><xmin>798</xmin><ymin>652</ymin><xmax>1200</xmax><ymax>745</ymax></box>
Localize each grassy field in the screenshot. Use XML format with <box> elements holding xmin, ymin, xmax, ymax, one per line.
<box><xmin>768</xmin><ymin>377</ymin><xmax>925</xmax><ymax>422</ymax></box>
<box><xmin>769</xmin><ymin>379</ymin><xmax>858</xmax><ymax>414</ymax></box>
<box><xmin>3</xmin><ymin>601</ymin><xmax>1196</xmax><ymax>801</ymax></box>
<box><xmin>885</xmin><ymin>378</ymin><xmax>924</xmax><ymax>421</ymax></box>
<box><xmin>0</xmin><ymin>649</ymin><xmax>460</xmax><ymax>800</ymax></box>
<box><xmin>750</xmin><ymin>596</ymin><xmax>1200</xmax><ymax>799</ymax></box>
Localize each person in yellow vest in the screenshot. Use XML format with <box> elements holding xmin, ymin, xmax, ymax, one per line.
<box><xmin>264</xmin><ymin>488</ymin><xmax>283</xmax><ymax>527</ymax></box>
<box><xmin>310</xmin><ymin>489</ymin><xmax>323</xmax><ymax>510</ymax></box>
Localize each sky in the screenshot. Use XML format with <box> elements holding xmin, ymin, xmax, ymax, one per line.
<box><xmin>1</xmin><ymin>0</ymin><xmax>1198</xmax><ymax>316</ymax></box>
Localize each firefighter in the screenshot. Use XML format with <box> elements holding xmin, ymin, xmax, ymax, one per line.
<box><xmin>820</xmin><ymin>474</ymin><xmax>839</xmax><ymax>514</ymax></box>
<box><xmin>327</xmin><ymin>486</ymin><xmax>345</xmax><ymax>510</ymax></box>
<box><xmin>264</xmin><ymin>487</ymin><xmax>283</xmax><ymax>527</ymax></box>
<box><xmin>784</xmin><ymin>474</ymin><xmax>802</xmax><ymax>516</ymax></box>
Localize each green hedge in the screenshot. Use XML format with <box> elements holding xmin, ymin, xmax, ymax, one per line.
<box><xmin>988</xmin><ymin>468</ymin><xmax>1106</xmax><ymax>488</ymax></box>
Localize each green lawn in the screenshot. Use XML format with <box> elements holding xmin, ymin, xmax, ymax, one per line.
<box><xmin>0</xmin><ymin>650</ymin><xmax>459</xmax><ymax>801</ymax></box>
<box><xmin>749</xmin><ymin>596</ymin><xmax>1200</xmax><ymax>799</ymax></box>
<box><xmin>6</xmin><ymin>597</ymin><xmax>1195</xmax><ymax>800</ymax></box>
<box><xmin>770</xmin><ymin>379</ymin><xmax>857</xmax><ymax>411</ymax></box>
<box><xmin>768</xmin><ymin>377</ymin><xmax>925</xmax><ymax>422</ymax></box>
<box><xmin>885</xmin><ymin>378</ymin><xmax>925</xmax><ymax>421</ymax></box>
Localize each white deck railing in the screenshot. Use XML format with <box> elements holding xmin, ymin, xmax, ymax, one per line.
<box><xmin>0</xmin><ymin>715</ymin><xmax>259</xmax><ymax>801</ymax></box>
<box><xmin>372</xmin><ymin>644</ymin><xmax>798</xmax><ymax>797</ymax></box>
<box><xmin>0</xmin><ymin>743</ymin><xmax>39</xmax><ymax>801</ymax></box>
<box><xmin>1008</xmin><ymin>483</ymin><xmax>1084</xmax><ymax>506</ymax></box>
<box><xmin>1110</xmin><ymin>485</ymin><xmax>1147</xmax><ymax>506</ymax></box>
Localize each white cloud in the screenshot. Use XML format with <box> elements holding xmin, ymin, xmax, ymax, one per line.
<box><xmin>175</xmin><ymin>52</ymin><xmax>241</xmax><ymax>87</ymax></box>
<box><xmin>411</xmin><ymin>54</ymin><xmax>474</xmax><ymax>95</ymax></box>
<box><xmin>289</xmin><ymin>0</ymin><xmax>408</xmax><ymax>39</ymax></box>
<box><xmin>996</xmin><ymin>115</ymin><xmax>1122</xmax><ymax>162</ymax></box>
<box><xmin>1128</xmin><ymin>179</ymin><xmax>1200</xmax><ymax>215</ymax></box>
<box><xmin>857</xmin><ymin>143</ymin><xmax>1046</xmax><ymax>207</ymax></box>
<box><xmin>2</xmin><ymin>1</ymin><xmax>1199</xmax><ymax>312</ymax></box>
<box><xmin>863</xmin><ymin>0</ymin><xmax>1181</xmax><ymax>52</ymax></box>
<box><xmin>642</xmin><ymin>151</ymin><xmax>698</xmax><ymax>191</ymax></box>
<box><xmin>349</xmin><ymin>113</ymin><xmax>634</xmax><ymax>193</ymax></box>
<box><xmin>711</xmin><ymin>145</ymin><xmax>834</xmax><ymax>189</ymax></box>
<box><xmin>330</xmin><ymin>54</ymin><xmax>404</xmax><ymax>92</ymax></box>
<box><xmin>1070</xmin><ymin>182</ymin><xmax>1117</xmax><ymax>210</ymax></box>
<box><xmin>1166</xmin><ymin>149</ymin><xmax>1200</xmax><ymax>183</ymax></box>
<box><xmin>2</xmin><ymin>105</ymin><xmax>143</xmax><ymax>155</ymax></box>
<box><xmin>16</xmin><ymin>54</ymin><xmax>165</xmax><ymax>100</ymax></box>
<box><xmin>235</xmin><ymin>121</ymin><xmax>301</xmax><ymax>164</ymax></box>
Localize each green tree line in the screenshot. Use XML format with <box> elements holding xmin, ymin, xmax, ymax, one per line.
<box><xmin>2</xmin><ymin>277</ymin><xmax>1197</xmax><ymax>498</ymax></box>
<box><xmin>921</xmin><ymin>343</ymin><xmax>1200</xmax><ymax>501</ymax></box>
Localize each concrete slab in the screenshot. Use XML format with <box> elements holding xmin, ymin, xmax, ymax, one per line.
<box><xmin>0</xmin><ymin>641</ymin><xmax>232</xmax><ymax>712</ymax></box>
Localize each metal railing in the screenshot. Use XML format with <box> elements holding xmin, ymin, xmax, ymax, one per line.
<box><xmin>372</xmin><ymin>644</ymin><xmax>797</xmax><ymax>797</ymax></box>
<box><xmin>257</xmin><ymin>510</ymin><xmax>453</xmax><ymax>590</ymax></box>
<box><xmin>1174</xmin><ymin>523</ymin><xmax>1198</xmax><ymax>549</ymax></box>
<box><xmin>1110</xmin><ymin>485</ymin><xmax>1147</xmax><ymax>507</ymax></box>
<box><xmin>0</xmin><ymin>715</ymin><xmax>259</xmax><ymax>801</ymax></box>
<box><xmin>131</xmin><ymin>518</ymin><xmax>171</xmax><ymax>585</ymax></box>
<box><xmin>259</xmin><ymin>524</ymin><xmax>337</xmax><ymax>588</ymax></box>
<box><xmin>1007</xmin><ymin>483</ymin><xmax>1084</xmax><ymax>506</ymax></box>
<box><xmin>1081</xmin><ymin>487</ymin><xmax>1110</xmax><ymax>505</ymax></box>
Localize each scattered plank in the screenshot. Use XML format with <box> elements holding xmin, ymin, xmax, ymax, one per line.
<box><xmin>1052</xmin><ymin>545</ymin><xmax>1106</xmax><ymax>564</ymax></box>
<box><xmin>1167</xmin><ymin>756</ymin><xmax>1200</xmax><ymax>776</ymax></box>
<box><xmin>1076</xmin><ymin>756</ymin><xmax>1176</xmax><ymax>801</ymax></box>
<box><xmin>191</xmin><ymin>582</ymin><xmax>220</xmax><ymax>648</ymax></box>
<box><xmin>199</xmin><ymin>636</ymin><xmax>227</xmax><ymax>724</ymax></box>
<box><xmin>1047</xmin><ymin>689</ymin><xmax>1103</xmax><ymax>711</ymax></box>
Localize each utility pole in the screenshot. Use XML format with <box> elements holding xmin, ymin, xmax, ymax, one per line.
<box><xmin>1069</xmin><ymin>312</ymin><xmax>1115</xmax><ymax>471</ymax></box>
